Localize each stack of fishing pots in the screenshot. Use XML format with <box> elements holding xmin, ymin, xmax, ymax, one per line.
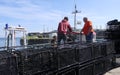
<box><xmin>105</xmin><ymin>19</ymin><xmax>120</xmax><ymax>54</ymax></box>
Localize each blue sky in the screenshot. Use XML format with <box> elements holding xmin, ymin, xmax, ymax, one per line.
<box><xmin>0</xmin><ymin>0</ymin><xmax>120</xmax><ymax>37</ymax></box>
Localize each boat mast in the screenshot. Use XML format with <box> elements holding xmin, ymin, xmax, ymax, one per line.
<box><xmin>72</xmin><ymin>0</ymin><xmax>81</xmax><ymax>30</ymax></box>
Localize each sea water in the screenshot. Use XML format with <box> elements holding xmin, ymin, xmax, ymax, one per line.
<box><xmin>0</xmin><ymin>37</ymin><xmax>21</xmax><ymax>47</ymax></box>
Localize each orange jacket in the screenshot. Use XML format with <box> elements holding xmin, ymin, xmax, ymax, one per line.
<box><xmin>82</xmin><ymin>21</ymin><xmax>94</xmax><ymax>35</ymax></box>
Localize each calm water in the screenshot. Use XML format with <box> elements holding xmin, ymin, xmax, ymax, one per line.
<box><xmin>0</xmin><ymin>37</ymin><xmax>21</xmax><ymax>47</ymax></box>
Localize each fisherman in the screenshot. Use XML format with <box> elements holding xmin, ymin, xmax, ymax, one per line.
<box><xmin>57</xmin><ymin>17</ymin><xmax>72</xmax><ymax>45</ymax></box>
<box><xmin>51</xmin><ymin>35</ymin><xmax>57</xmax><ymax>47</ymax></box>
<box><xmin>80</xmin><ymin>17</ymin><xmax>95</xmax><ymax>43</ymax></box>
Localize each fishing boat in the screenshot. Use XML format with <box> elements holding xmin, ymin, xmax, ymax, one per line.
<box><xmin>20</xmin><ymin>32</ymin><xmax>56</xmax><ymax>45</ymax></box>
<box><xmin>0</xmin><ymin>19</ymin><xmax>120</xmax><ymax>75</ymax></box>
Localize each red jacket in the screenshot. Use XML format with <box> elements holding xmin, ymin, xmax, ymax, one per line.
<box><xmin>58</xmin><ymin>20</ymin><xmax>72</xmax><ymax>34</ymax></box>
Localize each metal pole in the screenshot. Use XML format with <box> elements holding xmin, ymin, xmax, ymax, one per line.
<box><xmin>12</xmin><ymin>30</ymin><xmax>15</xmax><ymax>49</ymax></box>
<box><xmin>74</xmin><ymin>5</ymin><xmax>77</xmax><ymax>30</ymax></box>
<box><xmin>5</xmin><ymin>24</ymin><xmax>8</xmax><ymax>50</ymax></box>
<box><xmin>5</xmin><ymin>29</ymin><xmax>7</xmax><ymax>49</ymax></box>
<box><xmin>23</xmin><ymin>31</ymin><xmax>27</xmax><ymax>47</ymax></box>
<box><xmin>74</xmin><ymin>0</ymin><xmax>76</xmax><ymax>30</ymax></box>
<box><xmin>72</xmin><ymin>0</ymin><xmax>81</xmax><ymax>30</ymax></box>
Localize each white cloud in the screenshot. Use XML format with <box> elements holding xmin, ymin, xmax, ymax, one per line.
<box><xmin>0</xmin><ymin>0</ymin><xmax>71</xmax><ymax>22</ymax></box>
<box><xmin>0</xmin><ymin>0</ymin><xmax>112</xmax><ymax>34</ymax></box>
<box><xmin>0</xmin><ymin>0</ymin><xmax>75</xmax><ymax>35</ymax></box>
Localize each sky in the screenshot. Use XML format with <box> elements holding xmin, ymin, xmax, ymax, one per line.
<box><xmin>0</xmin><ymin>0</ymin><xmax>120</xmax><ymax>37</ymax></box>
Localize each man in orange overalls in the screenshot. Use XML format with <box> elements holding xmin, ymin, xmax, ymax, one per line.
<box><xmin>80</xmin><ymin>17</ymin><xmax>94</xmax><ymax>43</ymax></box>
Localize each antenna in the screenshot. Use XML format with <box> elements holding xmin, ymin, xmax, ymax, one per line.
<box><xmin>72</xmin><ymin>0</ymin><xmax>81</xmax><ymax>30</ymax></box>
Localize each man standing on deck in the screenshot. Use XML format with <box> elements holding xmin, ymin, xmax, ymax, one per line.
<box><xmin>57</xmin><ymin>17</ymin><xmax>72</xmax><ymax>45</ymax></box>
<box><xmin>80</xmin><ymin>17</ymin><xmax>94</xmax><ymax>43</ymax></box>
